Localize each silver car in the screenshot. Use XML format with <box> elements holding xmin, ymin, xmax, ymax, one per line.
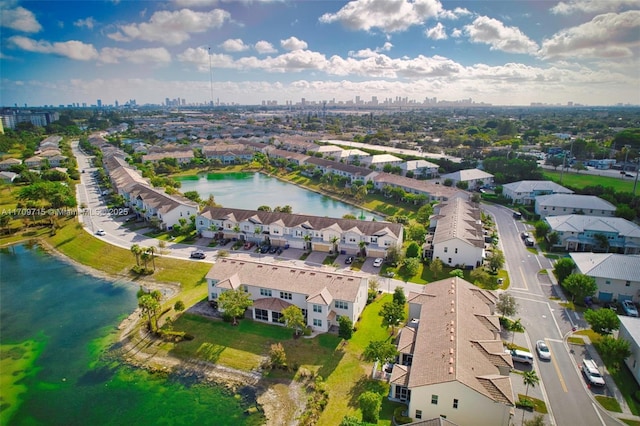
<box><xmin>536</xmin><ymin>340</ymin><xmax>551</xmax><ymax>361</ymax></box>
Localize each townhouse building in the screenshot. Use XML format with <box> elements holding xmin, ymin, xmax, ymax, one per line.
<box><xmin>439</xmin><ymin>169</ymin><xmax>494</xmax><ymax>190</ymax></box>
<box><xmin>401</xmin><ymin>159</ymin><xmax>439</xmax><ymax>179</ymax></box>
<box><xmin>545</xmin><ymin>214</ymin><xmax>640</xmax><ymax>253</ymax></box>
<box><xmin>361</xmin><ymin>154</ymin><xmax>404</xmax><ymax>171</ymax></box>
<box><xmin>535</xmin><ymin>194</ymin><xmax>616</xmax><ymax>218</ymax></box>
<box><xmin>570</xmin><ymin>253</ymin><xmax>640</xmax><ymax>303</ymax></box>
<box><xmin>142</xmin><ymin>150</ymin><xmax>194</xmax><ymax>165</ymax></box>
<box><xmin>373</xmin><ymin>173</ymin><xmax>467</xmax><ymax>205</ymax></box>
<box><xmin>202</xmin><ymin>143</ymin><xmax>255</xmax><ymax>164</ymax></box>
<box><xmin>618</xmin><ymin>316</ymin><xmax>640</xmax><ymax>386</ymax></box>
<box><xmin>303</xmin><ymin>157</ymin><xmax>378</xmax><ymax>183</ymax></box>
<box><xmin>0</xmin><ymin>158</ymin><xmax>22</xmax><ymax>171</ymax></box>
<box><xmin>502</xmin><ymin>180</ymin><xmax>573</xmax><ymax>205</ymax></box>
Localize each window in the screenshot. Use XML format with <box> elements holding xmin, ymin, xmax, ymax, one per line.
<box><xmin>313</xmin><ymin>304</ymin><xmax>322</xmax><ymax>313</ymax></box>
<box><xmin>302</xmin><ymin>308</ymin><xmax>307</xmax><ymax>318</ymax></box>
<box><xmin>335</xmin><ymin>300</ymin><xmax>348</xmax><ymax>310</ymax></box>
<box><xmin>255</xmin><ymin>308</ymin><xmax>268</xmax><ymax>321</ymax></box>
<box><xmin>626</xmin><ymin>281</ymin><xmax>631</xmax><ymax>287</ymax></box>
<box><xmin>431</xmin><ymin>395</ymin><xmax>438</xmax><ymax>405</ymax></box>
<box><xmin>271</xmin><ymin>311</ymin><xmax>282</xmax><ymax>323</ymax></box>
<box><xmin>280</xmin><ymin>291</ymin><xmax>292</xmax><ymax>300</ymax></box>
<box><xmin>395</xmin><ymin>386</ymin><xmax>410</xmax><ymax>401</ymax></box>
<box><xmin>415</xmin><ymin>410</ymin><xmax>422</xmax><ymax>419</ymax></box>
<box><xmin>454</xmin><ymin>248</ymin><xmax>458</xmax><ymax>254</ymax></box>
<box><xmin>210</xmin><ymin>292</ymin><xmax>218</xmax><ymax>299</ymax></box>
<box><xmin>606</xmin><ymin>280</ymin><xmax>611</xmax><ymax>285</ymax></box>
<box><xmin>448</xmin><ymin>258</ymin><xmax>452</xmax><ymax>264</ymax></box>
<box><xmin>453</xmin><ymin>399</ymin><xmax>459</xmax><ymax>409</ymax></box>
<box><xmin>444</xmin><ymin>247</ymin><xmax>448</xmax><ymax>253</ymax></box>
<box><xmin>260</xmin><ymin>288</ymin><xmax>272</xmax><ymax>297</ymax></box>
<box><xmin>313</xmin><ymin>318</ymin><xmax>322</xmax><ymax>327</ymax></box>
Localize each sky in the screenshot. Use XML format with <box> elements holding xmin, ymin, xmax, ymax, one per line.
<box><xmin>1</xmin><ymin>0</ymin><xmax>639</xmax><ymax>108</ymax></box>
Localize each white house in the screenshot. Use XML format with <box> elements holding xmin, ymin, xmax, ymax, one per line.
<box><xmin>401</xmin><ymin>159</ymin><xmax>439</xmax><ymax>179</ymax></box>
<box><xmin>125</xmin><ymin>183</ymin><xmax>198</xmax><ymax>230</ymax></box>
<box><xmin>339</xmin><ymin>149</ymin><xmax>371</xmax><ymax>165</ymax></box>
<box><xmin>545</xmin><ymin>215</ymin><xmax>640</xmax><ymax>254</ymax></box>
<box><xmin>502</xmin><ymin>180</ymin><xmax>573</xmax><ymax>205</ymax></box>
<box><xmin>535</xmin><ymin>194</ymin><xmax>616</xmax><ymax>218</ymax></box>
<box><xmin>389</xmin><ymin>277</ymin><xmax>514</xmax><ymax>426</ymax></box>
<box><xmin>570</xmin><ymin>253</ymin><xmax>640</xmax><ymax>303</ymax></box>
<box><xmin>426</xmin><ymin>198</ymin><xmax>485</xmax><ymax>268</ymax></box>
<box><xmin>361</xmin><ymin>154</ymin><xmax>404</xmax><ymax>171</ymax></box>
<box><xmin>439</xmin><ymin>169</ymin><xmax>493</xmax><ymax>190</ymax></box>
<box><xmin>0</xmin><ymin>158</ymin><xmax>22</xmax><ymax>171</ymax></box>
<box><xmin>142</xmin><ymin>150</ymin><xmax>194</xmax><ymax>164</ymax></box>
<box><xmin>619</xmin><ymin>316</ymin><xmax>640</xmax><ymax>386</ymax></box>
<box><xmin>206</xmin><ymin>258</ymin><xmax>368</xmax><ymax>333</ymax></box>
<box><xmin>373</xmin><ymin>173</ymin><xmax>467</xmax><ymax>204</ymax></box>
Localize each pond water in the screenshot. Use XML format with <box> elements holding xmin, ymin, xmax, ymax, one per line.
<box><xmin>177</xmin><ymin>172</ymin><xmax>382</xmax><ymax>221</ymax></box>
<box><xmin>0</xmin><ymin>244</ymin><xmax>264</xmax><ymax>426</ymax></box>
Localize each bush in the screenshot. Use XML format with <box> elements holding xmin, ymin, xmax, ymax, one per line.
<box><xmin>131</xmin><ymin>265</ymin><xmax>154</xmax><ymax>275</ymax></box>
<box><xmin>634</xmin><ymin>390</ymin><xmax>640</xmax><ymax>402</ymax></box>
<box><xmin>517</xmin><ymin>397</ymin><xmax>534</xmax><ymax>411</ymax></box>
<box><xmin>393</xmin><ymin>406</ymin><xmax>413</xmax><ymax>424</ymax></box>
<box><xmin>338</xmin><ymin>316</ymin><xmax>353</xmax><ymax>340</ymax></box>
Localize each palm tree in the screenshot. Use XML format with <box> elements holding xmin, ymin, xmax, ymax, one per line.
<box><xmin>140</xmin><ymin>248</ymin><xmax>151</xmax><ymax>270</ymax></box>
<box><xmin>510</xmin><ymin>318</ymin><xmax>525</xmax><ymax>344</ymax></box>
<box><xmin>146</xmin><ymin>246</ymin><xmax>156</xmax><ymax>271</ymax></box>
<box><xmin>521</xmin><ymin>370</ymin><xmax>540</xmax><ymax>425</ymax></box>
<box><xmin>130</xmin><ymin>244</ymin><xmax>142</xmax><ymax>266</ymax></box>
<box><xmin>303</xmin><ymin>234</ymin><xmax>312</xmax><ymax>251</ymax></box>
<box><xmin>358</xmin><ymin>240</ymin><xmax>367</xmax><ymax>257</ymax></box>
<box><xmin>329</xmin><ymin>235</ymin><xmax>339</xmax><ymax>254</ymax></box>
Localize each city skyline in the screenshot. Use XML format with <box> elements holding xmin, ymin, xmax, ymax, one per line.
<box><xmin>1</xmin><ymin>0</ymin><xmax>639</xmax><ymax>107</ymax></box>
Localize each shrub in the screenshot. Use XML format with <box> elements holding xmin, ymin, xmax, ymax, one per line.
<box><xmin>393</xmin><ymin>406</ymin><xmax>413</xmax><ymax>424</ymax></box>
<box><xmin>338</xmin><ymin>316</ymin><xmax>354</xmax><ymax>340</ymax></box>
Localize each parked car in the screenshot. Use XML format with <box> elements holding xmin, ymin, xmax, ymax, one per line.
<box><xmin>345</xmin><ymin>256</ymin><xmax>354</xmax><ymax>264</ymax></box>
<box><xmin>269</xmin><ymin>246</ymin><xmax>278</xmax><ymax>254</ymax></box>
<box><xmin>536</xmin><ymin>340</ymin><xmax>551</xmax><ymax>361</ymax></box>
<box><xmin>513</xmin><ymin>211</ymin><xmax>522</xmax><ymax>219</ymax></box>
<box><xmin>521</xmin><ymin>232</ymin><xmax>530</xmax><ymax>240</ymax></box>
<box><xmin>243</xmin><ymin>242</ymin><xmax>254</xmax><ymax>250</ymax></box>
<box><xmin>190</xmin><ymin>250</ymin><xmax>206</xmax><ymax>259</ymax></box>
<box><xmin>95</xmin><ymin>229</ymin><xmax>106</xmax><ymax>236</ymax></box>
<box><xmin>582</xmin><ymin>359</ymin><xmax>606</xmax><ymax>387</ymax></box>
<box><xmin>622</xmin><ymin>300</ymin><xmax>639</xmax><ymax>317</ymax></box>
<box><xmin>524</xmin><ymin>237</ymin><xmax>535</xmax><ymax>247</ymax></box>
<box><xmin>276</xmin><ymin>247</ymin><xmax>283</xmax><ymax>255</ymax></box>
<box><xmin>259</xmin><ymin>244</ymin><xmax>270</xmax><ymax>253</ymax></box>
<box><xmin>506</xmin><ymin>349</ymin><xmax>534</xmax><ymax>365</ymax></box>
<box><xmin>373</xmin><ymin>258</ymin><xmax>384</xmax><ymax>267</ymax></box>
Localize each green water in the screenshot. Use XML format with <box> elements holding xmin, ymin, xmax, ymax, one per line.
<box><xmin>0</xmin><ymin>245</ymin><xmax>264</xmax><ymax>425</ymax></box>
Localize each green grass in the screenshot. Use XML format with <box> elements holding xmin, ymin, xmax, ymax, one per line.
<box><xmin>595</xmin><ymin>395</ymin><xmax>622</xmax><ymax>412</ymax></box>
<box><xmin>517</xmin><ymin>394</ymin><xmax>548</xmax><ymax>414</ymax></box>
<box><xmin>526</xmin><ymin>247</ymin><xmax>539</xmax><ymax>255</ymax></box>
<box><xmin>543</xmin><ymin>170</ymin><xmax>634</xmax><ymax>193</ymax></box>
<box><xmin>621</xmin><ymin>419</ymin><xmax>640</xmax><ymax>426</ymax></box>
<box><xmin>567</xmin><ymin>336</ymin><xmax>585</xmax><ymax>345</ymax></box>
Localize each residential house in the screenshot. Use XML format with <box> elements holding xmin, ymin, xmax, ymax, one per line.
<box><xmin>389</xmin><ymin>277</ymin><xmax>514</xmax><ymax>426</ymax></box>
<box><xmin>425</xmin><ymin>198</ymin><xmax>485</xmax><ymax>268</ymax></box>
<box><xmin>206</xmin><ymin>258</ymin><xmax>368</xmax><ymax>333</ymax></box>
<box><xmin>535</xmin><ymin>194</ymin><xmax>616</xmax><ymax>218</ymax></box>
<box><xmin>373</xmin><ymin>173</ymin><xmax>467</xmax><ymax>204</ymax></box>
<box><xmin>125</xmin><ymin>183</ymin><xmax>198</xmax><ymax>230</ymax></box>
<box><xmin>196</xmin><ymin>206</ymin><xmax>403</xmax><ymax>258</ymax></box>
<box><xmin>46</xmin><ymin>155</ymin><xmax>67</xmax><ymax>167</ymax></box>
<box><xmin>203</xmin><ymin>143</ymin><xmax>255</xmax><ymax>164</ymax></box>
<box><xmin>401</xmin><ymin>159</ymin><xmax>439</xmax><ymax>179</ymax></box>
<box><xmin>0</xmin><ymin>158</ymin><xmax>22</xmax><ymax>171</ymax></box>
<box><xmin>338</xmin><ymin>149</ymin><xmax>371</xmax><ymax>165</ymax></box>
<box><xmin>361</xmin><ymin>154</ymin><xmax>404</xmax><ymax>171</ymax></box>
<box><xmin>142</xmin><ymin>150</ymin><xmax>194</xmax><ymax>165</ymax></box>
<box><xmin>502</xmin><ymin>180</ymin><xmax>573</xmax><ymax>205</ymax></box>
<box><xmin>570</xmin><ymin>253</ymin><xmax>640</xmax><ymax>303</ymax></box>
<box><xmin>618</xmin><ymin>316</ymin><xmax>640</xmax><ymax>386</ymax></box>
<box><xmin>0</xmin><ymin>171</ymin><xmax>18</xmax><ymax>183</ymax></box>
<box><xmin>24</xmin><ymin>156</ymin><xmax>44</xmax><ymax>168</ymax></box>
<box><xmin>439</xmin><ymin>169</ymin><xmax>494</xmax><ymax>190</ymax></box>
<box><xmin>267</xmin><ymin>148</ymin><xmax>310</xmax><ymax>167</ymax></box>
<box><xmin>545</xmin><ymin>215</ymin><xmax>640</xmax><ymax>253</ymax></box>
<box><xmin>303</xmin><ymin>157</ymin><xmax>378</xmax><ymax>183</ymax></box>
<box><xmin>309</xmin><ymin>144</ymin><xmax>344</xmax><ymax>160</ymax></box>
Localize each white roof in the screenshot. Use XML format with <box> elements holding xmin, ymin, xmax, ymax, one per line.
<box><xmin>546</xmin><ymin>215</ymin><xmax>640</xmax><ymax>237</ymax></box>
<box><xmin>402</xmin><ymin>159</ymin><xmax>439</xmax><ymax>171</ymax></box>
<box><xmin>536</xmin><ymin>194</ymin><xmax>616</xmax><ymax>211</ymax></box>
<box><xmin>368</xmin><ymin>154</ymin><xmax>403</xmax><ymax>163</ymax></box>
<box><xmin>570</xmin><ymin>253</ymin><xmax>640</xmax><ymax>282</ymax></box>
<box><xmin>619</xmin><ymin>316</ymin><xmax>640</xmax><ymax>345</ymax></box>
<box><xmin>441</xmin><ymin>168</ymin><xmax>493</xmax><ymax>181</ymax></box>
<box><xmin>502</xmin><ymin>180</ymin><xmax>573</xmax><ymax>194</ymax></box>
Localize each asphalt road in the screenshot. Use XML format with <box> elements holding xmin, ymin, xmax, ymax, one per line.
<box><xmin>485</xmin><ymin>203</ymin><xmax>621</xmax><ymax>426</ymax></box>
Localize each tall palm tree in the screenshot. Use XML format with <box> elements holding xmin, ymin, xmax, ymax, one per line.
<box><xmin>330</xmin><ymin>235</ymin><xmax>339</xmax><ymax>254</ymax></box>
<box><xmin>303</xmin><ymin>234</ymin><xmax>312</xmax><ymax>251</ymax></box>
<box><xmin>146</xmin><ymin>246</ymin><xmax>156</xmax><ymax>271</ymax></box>
<box><xmin>140</xmin><ymin>248</ymin><xmax>151</xmax><ymax>270</ymax></box>
<box><xmin>130</xmin><ymin>244</ymin><xmax>142</xmax><ymax>266</ymax></box>
<box><xmin>521</xmin><ymin>370</ymin><xmax>540</xmax><ymax>425</ymax></box>
<box><xmin>511</xmin><ymin>318</ymin><xmax>525</xmax><ymax>344</ymax></box>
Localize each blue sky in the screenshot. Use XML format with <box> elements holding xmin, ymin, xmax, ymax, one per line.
<box><xmin>1</xmin><ymin>0</ymin><xmax>639</xmax><ymax>107</ymax></box>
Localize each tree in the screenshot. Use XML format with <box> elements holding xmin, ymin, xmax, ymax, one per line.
<box><xmin>330</xmin><ymin>235</ymin><xmax>340</xmax><ymax>254</ymax></box>
<box><xmin>547</xmin><ymin>231</ymin><xmax>560</xmax><ymax>247</ymax></box>
<box><xmin>487</xmin><ymin>249</ymin><xmax>505</xmax><ymax>273</ymax></box>
<box><xmin>338</xmin><ymin>315</ymin><xmax>353</xmax><ymax>339</ymax></box>
<box><xmin>402</xmin><ymin>257</ymin><xmax>421</xmax><ymax>277</ymax></box>
<box><xmin>593</xmin><ymin>233</ymin><xmax>610</xmax><ymax>253</ymax></box>
<box><xmin>521</xmin><ymin>370</ymin><xmax>540</xmax><ymax>425</ymax></box>
<box><xmin>379</xmin><ymin>301</ymin><xmax>406</xmax><ymax>333</ymax></box>
<box><xmin>496</xmin><ymin>292</ymin><xmax>518</xmax><ymax>318</ymax></box>
<box><xmin>174</xmin><ymin>300</ymin><xmax>185</xmax><ymax>312</ymax></box>
<box><xmin>524</xmin><ymin>414</ymin><xmax>546</xmax><ymax>426</ymax></box>
<box><xmin>130</xmin><ymin>244</ymin><xmax>142</xmax><ymax>266</ymax></box>
<box><xmin>584</xmin><ymin>309</ymin><xmax>620</xmax><ymax>335</ymax></box>
<box><xmin>363</xmin><ymin>340</ymin><xmax>398</xmax><ymax>369</ymax></box>
<box><xmin>407</xmin><ymin>224</ymin><xmax>426</xmax><ymax>242</ymax></box>
<box><xmin>218</xmin><ymin>289</ymin><xmax>253</xmax><ymax>325</ymax></box>
<box><xmin>138</xmin><ymin>294</ymin><xmax>160</xmax><ymax>330</ymax></box>
<box><xmin>430</xmin><ymin>258</ymin><xmax>443</xmax><ymax>279</ymax></box>
<box><xmin>269</xmin><ymin>342</ymin><xmax>287</xmax><ymax>369</ymax></box>
<box><xmin>449</xmin><ymin>269</ymin><xmax>464</xmax><ymax>278</ymax></box>
<box><xmin>146</xmin><ymin>246</ymin><xmax>157</xmax><ymax>271</ymax></box>
<box><xmin>416</xmin><ymin>203</ymin><xmax>434</xmax><ymax>223</ymax></box>
<box><xmin>470</xmin><ymin>267</ymin><xmax>491</xmax><ymax>286</ymax></box>
<box><xmin>562</xmin><ymin>273</ymin><xmax>597</xmax><ymax>303</ymax></box>
<box><xmin>534</xmin><ymin>221</ymin><xmax>550</xmax><ymax>240</ymax></box>
<box><xmin>597</xmin><ymin>336</ymin><xmax>631</xmax><ymax>370</ymax></box>
<box><xmin>359</xmin><ymin>391</ymin><xmax>382</xmax><ymax>424</ymax></box>
<box><xmin>553</xmin><ymin>257</ymin><xmax>575</xmax><ymax>285</ymax></box>
<box><xmin>385</xmin><ymin>245</ymin><xmax>403</xmax><ymax>266</ymax></box>
<box><xmin>281</xmin><ymin>305</ymin><xmax>306</xmax><ymax>336</ymax></box>
<box><xmin>510</xmin><ymin>318</ymin><xmax>525</xmax><ymax>344</ymax></box>
<box><xmin>393</xmin><ymin>286</ymin><xmax>406</xmax><ymax>306</ymax></box>
<box><xmin>405</xmin><ymin>241</ymin><xmax>421</xmax><ymax>258</ymax></box>
<box><xmin>616</xmin><ymin>204</ymin><xmax>636</xmax><ymax>221</ymax></box>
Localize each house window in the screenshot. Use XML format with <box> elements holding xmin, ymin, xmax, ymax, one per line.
<box><xmin>395</xmin><ymin>386</ymin><xmax>410</xmax><ymax>401</ymax></box>
<box><xmin>606</xmin><ymin>280</ymin><xmax>611</xmax><ymax>285</ymax></box>
<box><xmin>271</xmin><ymin>311</ymin><xmax>282</xmax><ymax>323</ymax></box>
<box><xmin>255</xmin><ymin>308</ymin><xmax>268</xmax><ymax>321</ymax></box>
<box><xmin>454</xmin><ymin>248</ymin><xmax>458</xmax><ymax>254</ymax></box>
<box><xmin>448</xmin><ymin>258</ymin><xmax>452</xmax><ymax>264</ymax></box>
<box><xmin>431</xmin><ymin>395</ymin><xmax>438</xmax><ymax>405</ymax></box>
<box><xmin>302</xmin><ymin>308</ymin><xmax>307</xmax><ymax>319</ymax></box>
<box><xmin>444</xmin><ymin>247</ymin><xmax>448</xmax><ymax>253</ymax></box>
<box><xmin>335</xmin><ymin>300</ymin><xmax>348</xmax><ymax>310</ymax></box>
<box><xmin>415</xmin><ymin>410</ymin><xmax>422</xmax><ymax>419</ymax></box>
<box><xmin>280</xmin><ymin>292</ymin><xmax>292</xmax><ymax>300</ymax></box>
<box><xmin>626</xmin><ymin>281</ymin><xmax>631</xmax><ymax>287</ymax></box>
<box><xmin>313</xmin><ymin>318</ymin><xmax>322</xmax><ymax>327</ymax></box>
<box><xmin>260</xmin><ymin>288</ymin><xmax>272</xmax><ymax>297</ymax></box>
<box><xmin>453</xmin><ymin>399</ymin><xmax>459</xmax><ymax>409</ymax></box>
<box><xmin>210</xmin><ymin>292</ymin><xmax>218</xmax><ymax>299</ymax></box>
<box><xmin>313</xmin><ymin>304</ymin><xmax>322</xmax><ymax>313</ymax></box>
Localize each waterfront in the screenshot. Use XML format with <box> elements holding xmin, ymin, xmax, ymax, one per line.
<box><xmin>0</xmin><ymin>244</ymin><xmax>264</xmax><ymax>426</ymax></box>
<box><xmin>177</xmin><ymin>172</ymin><xmax>383</xmax><ymax>221</ymax></box>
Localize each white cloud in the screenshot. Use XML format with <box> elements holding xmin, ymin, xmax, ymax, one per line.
<box><xmin>8</xmin><ymin>36</ymin><xmax>99</xmax><ymax>60</ymax></box>
<box><xmin>550</xmin><ymin>0</ymin><xmax>639</xmax><ymax>15</ymax></box>
<box><xmin>99</xmin><ymin>47</ymin><xmax>171</xmax><ymax>64</ymax></box>
<box><xmin>108</xmin><ymin>8</ymin><xmax>231</xmax><ymax>45</ymax></box>
<box><xmin>451</xmin><ymin>28</ymin><xmax>462</xmax><ymax>38</ymax></box>
<box><xmin>438</xmin><ymin>7</ymin><xmax>471</xmax><ymax>20</ymax></box>
<box><xmin>74</xmin><ymin>17</ymin><xmax>97</xmax><ymax>30</ymax></box>
<box><xmin>425</xmin><ymin>22</ymin><xmax>447</xmax><ymax>40</ymax></box>
<box><xmin>464</xmin><ymin>16</ymin><xmax>539</xmax><ymax>54</ymax></box>
<box><xmin>177</xmin><ymin>47</ymin><xmax>235</xmax><ymax>72</ymax></box>
<box><xmin>280</xmin><ymin>36</ymin><xmax>307</xmax><ymax>51</ymax></box>
<box><xmin>254</xmin><ymin>40</ymin><xmax>277</xmax><ymax>54</ymax></box>
<box><xmin>0</xmin><ymin>5</ymin><xmax>42</xmax><ymax>33</ymax></box>
<box><xmin>319</xmin><ymin>0</ymin><xmax>443</xmax><ymax>33</ymax></box>
<box><xmin>220</xmin><ymin>38</ymin><xmax>249</xmax><ymax>52</ymax></box>
<box><xmin>540</xmin><ymin>10</ymin><xmax>640</xmax><ymax>60</ymax></box>
<box><xmin>172</xmin><ymin>0</ymin><xmax>218</xmax><ymax>7</ymax></box>
<box><xmin>349</xmin><ymin>42</ymin><xmax>394</xmax><ymax>58</ymax></box>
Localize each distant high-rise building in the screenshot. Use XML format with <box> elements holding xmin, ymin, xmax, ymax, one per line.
<box><xmin>97</xmin><ymin>99</ymin><xmax>102</xmax><ymax>108</ymax></box>
<box><xmin>115</xmin><ymin>100</ymin><xmax>119</xmax><ymax>108</ymax></box>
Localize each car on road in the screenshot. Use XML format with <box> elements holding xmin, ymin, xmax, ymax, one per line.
<box><xmin>521</xmin><ymin>232</ymin><xmax>530</xmax><ymax>239</ymax></box>
<box><xmin>536</xmin><ymin>340</ymin><xmax>551</xmax><ymax>361</ymax></box>
<box><xmin>373</xmin><ymin>258</ymin><xmax>384</xmax><ymax>267</ymax></box>
<box><xmin>524</xmin><ymin>237</ymin><xmax>535</xmax><ymax>247</ymax></box>
<box><xmin>95</xmin><ymin>229</ymin><xmax>106</xmax><ymax>236</ymax></box>
<box><xmin>506</xmin><ymin>349</ymin><xmax>534</xmax><ymax>365</ymax></box>
<box><xmin>622</xmin><ymin>300</ymin><xmax>639</xmax><ymax>317</ymax></box>
<box><xmin>582</xmin><ymin>359</ymin><xmax>605</xmax><ymax>387</ymax></box>
<box><xmin>190</xmin><ymin>250</ymin><xmax>206</xmax><ymax>259</ymax></box>
<box><xmin>345</xmin><ymin>256</ymin><xmax>354</xmax><ymax>264</ymax></box>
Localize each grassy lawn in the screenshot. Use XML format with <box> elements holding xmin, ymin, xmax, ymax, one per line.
<box><xmin>595</xmin><ymin>395</ymin><xmax>622</xmax><ymax>412</ymax></box>
<box><xmin>621</xmin><ymin>419</ymin><xmax>640</xmax><ymax>426</ymax></box>
<box><xmin>543</xmin><ymin>170</ymin><xmax>634</xmax><ymax>192</ymax></box>
<box><xmin>517</xmin><ymin>394</ymin><xmax>548</xmax><ymax>414</ymax></box>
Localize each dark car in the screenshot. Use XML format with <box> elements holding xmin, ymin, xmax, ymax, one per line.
<box><xmin>276</xmin><ymin>247</ymin><xmax>283</xmax><ymax>255</ymax></box>
<box><xmin>521</xmin><ymin>232</ymin><xmax>530</xmax><ymax>240</ymax></box>
<box><xmin>190</xmin><ymin>250</ymin><xmax>206</xmax><ymax>259</ymax></box>
<box><xmin>259</xmin><ymin>245</ymin><xmax>270</xmax><ymax>253</ymax></box>
<box><xmin>524</xmin><ymin>237</ymin><xmax>535</xmax><ymax>247</ymax></box>
<box><xmin>345</xmin><ymin>256</ymin><xmax>354</xmax><ymax>264</ymax></box>
<box><xmin>269</xmin><ymin>246</ymin><xmax>278</xmax><ymax>254</ymax></box>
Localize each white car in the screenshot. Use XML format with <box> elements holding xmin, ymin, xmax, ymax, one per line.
<box><xmin>536</xmin><ymin>340</ymin><xmax>551</xmax><ymax>361</ymax></box>
<box><xmin>622</xmin><ymin>300</ymin><xmax>639</xmax><ymax>317</ymax></box>
<box><xmin>95</xmin><ymin>229</ymin><xmax>106</xmax><ymax>236</ymax></box>
<box><xmin>373</xmin><ymin>258</ymin><xmax>383</xmax><ymax>267</ymax></box>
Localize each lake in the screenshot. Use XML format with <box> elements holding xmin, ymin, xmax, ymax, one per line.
<box><xmin>0</xmin><ymin>244</ymin><xmax>264</xmax><ymax>426</ymax></box>
<box><xmin>177</xmin><ymin>172</ymin><xmax>382</xmax><ymax>221</ymax></box>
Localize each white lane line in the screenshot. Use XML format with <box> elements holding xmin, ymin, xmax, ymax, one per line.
<box><xmin>512</xmin><ymin>295</ymin><xmax>564</xmax><ymax>339</ymax></box>
<box><xmin>592</xmin><ymin>402</ymin><xmax>606</xmax><ymax>425</ymax></box>
<box><xmin>526</xmin><ymin>333</ymin><xmax>557</xmax><ymax>426</ymax></box>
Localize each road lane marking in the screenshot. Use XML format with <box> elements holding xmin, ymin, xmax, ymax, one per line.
<box><xmin>550</xmin><ymin>340</ymin><xmax>568</xmax><ymax>393</ymax></box>
<box><xmin>519</xmin><ymin>267</ymin><xmax>529</xmax><ymax>291</ymax></box>
<box><xmin>511</xmin><ymin>295</ymin><xmax>564</xmax><ymax>339</ymax></box>
<box><xmin>525</xmin><ymin>334</ymin><xmax>557</xmax><ymax>425</ymax></box>
<box><xmin>592</xmin><ymin>402</ymin><xmax>607</xmax><ymax>425</ymax></box>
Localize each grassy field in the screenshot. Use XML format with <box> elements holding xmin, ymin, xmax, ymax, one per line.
<box><xmin>543</xmin><ymin>170</ymin><xmax>636</xmax><ymax>192</ymax></box>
